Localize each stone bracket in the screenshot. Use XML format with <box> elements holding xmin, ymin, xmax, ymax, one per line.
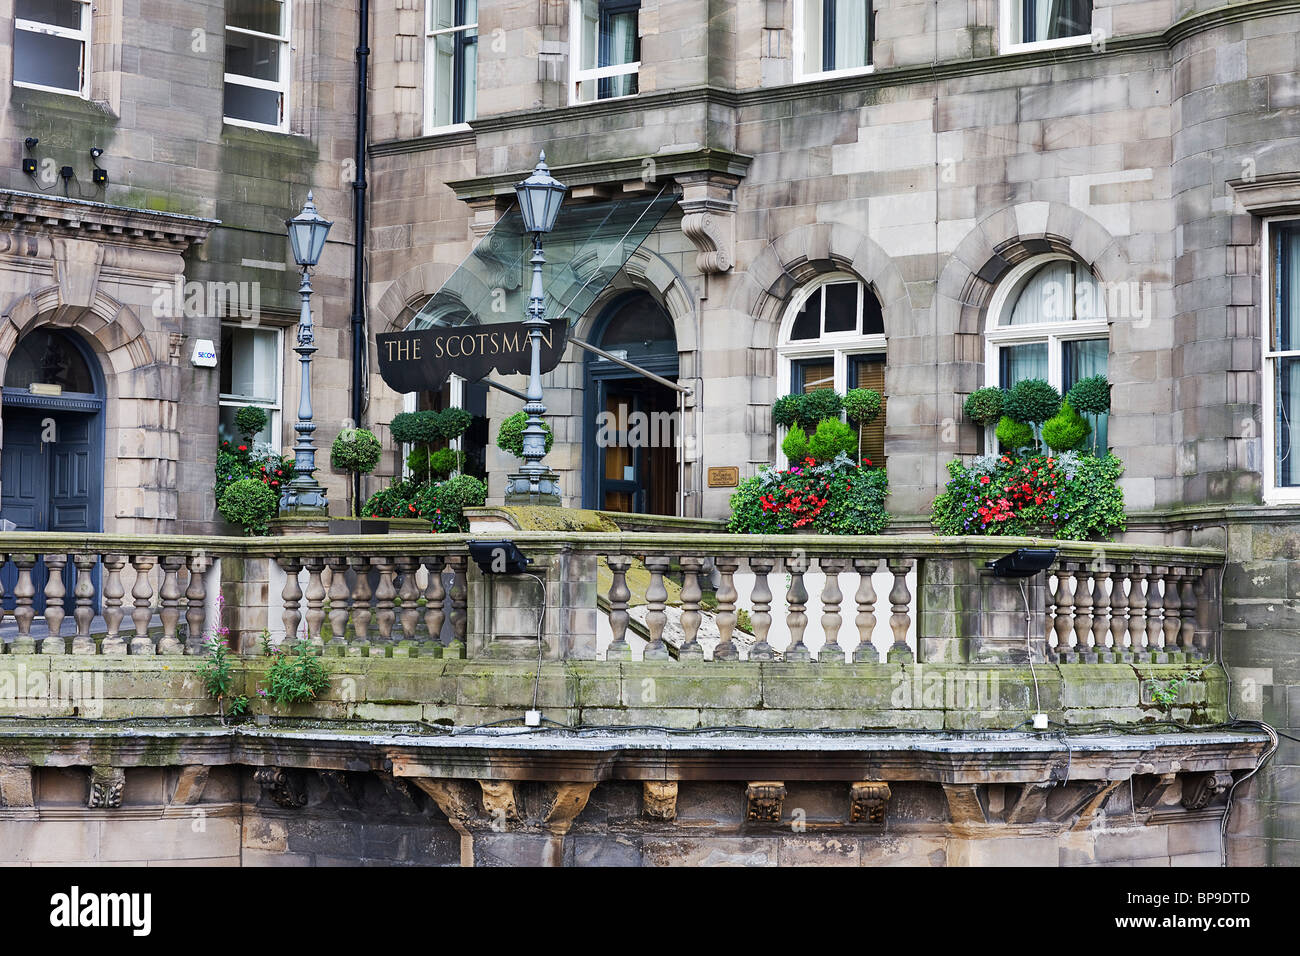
<box><xmin>87</xmin><ymin>766</ymin><xmax>125</xmax><ymax>809</ymax></box>
<box><xmin>1181</xmin><ymin>771</ymin><xmax>1234</xmax><ymax>810</ymax></box>
<box><xmin>849</xmin><ymin>781</ymin><xmax>891</xmax><ymax>824</ymax></box>
<box><xmin>642</xmin><ymin>781</ymin><xmax>678</xmax><ymax>821</ymax></box>
<box><xmin>677</xmin><ymin>171</ymin><xmax>741</xmax><ymax>275</ymax></box>
<box><xmin>253</xmin><ymin>767</ymin><xmax>307</xmax><ymax>809</ymax></box>
<box><xmin>170</xmin><ymin>765</ymin><xmax>209</xmax><ymax>806</ymax></box>
<box><xmin>746</xmin><ymin>781</ymin><xmax>787</xmax><ymax>824</ymax></box>
<box><xmin>1134</xmin><ymin>772</ymin><xmax>1179</xmax><ymax>813</ymax></box>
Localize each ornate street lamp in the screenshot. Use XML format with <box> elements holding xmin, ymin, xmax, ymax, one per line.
<box><xmin>505</xmin><ymin>151</ymin><xmax>567</xmax><ymax>504</ymax></box>
<box><xmin>280</xmin><ymin>191</ymin><xmax>333</xmax><ymax>517</ymax></box>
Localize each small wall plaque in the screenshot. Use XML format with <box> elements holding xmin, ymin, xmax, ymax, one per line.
<box><xmin>707</xmin><ymin>466</ymin><xmax>739</xmax><ymax>488</ymax></box>
<box><xmin>28</xmin><ymin>383</ymin><xmax>61</xmax><ymax>396</ymax></box>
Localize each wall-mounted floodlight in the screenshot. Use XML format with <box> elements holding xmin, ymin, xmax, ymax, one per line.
<box><xmin>467</xmin><ymin>539</ymin><xmax>532</xmax><ymax>575</ymax></box>
<box><xmin>988</xmin><ymin>547</ymin><xmax>1058</xmax><ymax>578</ymax></box>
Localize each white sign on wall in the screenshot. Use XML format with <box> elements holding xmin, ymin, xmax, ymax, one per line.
<box><xmin>191</xmin><ymin>339</ymin><xmax>217</xmax><ymax>368</ymax></box>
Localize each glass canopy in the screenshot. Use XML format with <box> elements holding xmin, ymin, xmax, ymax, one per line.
<box><xmin>406</xmin><ymin>183</ymin><xmax>679</xmax><ymax>331</ymax></box>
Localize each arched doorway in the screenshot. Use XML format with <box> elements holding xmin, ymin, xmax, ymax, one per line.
<box><xmin>1</xmin><ymin>327</ymin><xmax>105</xmax><ymax>611</ymax></box>
<box><xmin>582</xmin><ymin>292</ymin><xmax>679</xmax><ymax>515</ymax></box>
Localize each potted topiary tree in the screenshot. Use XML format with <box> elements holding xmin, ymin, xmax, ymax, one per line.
<box><xmin>1002</xmin><ymin>378</ymin><xmax>1062</xmax><ymax>451</ymax></box>
<box><xmin>844</xmin><ymin>387</ymin><xmax>882</xmax><ymax>462</ymax></box>
<box><xmin>1066</xmin><ymin>374</ymin><xmax>1111</xmax><ymax>454</ymax></box>
<box><xmin>329</xmin><ymin>427</ymin><xmax>382</xmax><ymax>528</ymax></box>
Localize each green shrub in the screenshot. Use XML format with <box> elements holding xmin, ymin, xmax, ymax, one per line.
<box><xmin>796</xmin><ymin>389</ymin><xmax>843</xmax><ymax>430</ymax></box>
<box><xmin>781</xmin><ymin>423</ymin><xmax>810</xmax><ymax>462</ymax></box>
<box><xmin>930</xmin><ymin>452</ymin><xmax>1126</xmax><ymax>540</ymax></box>
<box><xmin>1067</xmin><ymin>375</ymin><xmax>1111</xmax><ymax>416</ymax></box>
<box><xmin>218</xmin><ymin>477</ymin><xmax>279</xmax><ymax>536</ymax></box>
<box><xmin>1003</xmin><ymin>378</ymin><xmax>1062</xmax><ymax>426</ymax></box>
<box><xmin>1042</xmin><ymin>400</ymin><xmax>1091</xmax><ymax>453</ymax></box>
<box><xmin>416</xmin><ymin>474</ymin><xmax>488</xmax><ymax>532</ymax></box>
<box><xmin>362</xmin><ymin>478</ymin><xmax>420</xmax><ymax>518</ymax></box>
<box><xmin>807</xmin><ymin>417</ymin><xmax>858</xmax><ymax>463</ymax></box>
<box><xmin>234</xmin><ymin>405</ymin><xmax>268</xmax><ymax>441</ymax></box>
<box><xmin>389</xmin><ymin>410</ymin><xmax>443</xmax><ymax>446</ymax></box>
<box><xmin>436</xmin><ymin>407</ymin><xmax>474</xmax><ymax>441</ymax></box>
<box><xmin>728</xmin><ymin>457</ymin><xmax>889</xmax><ymax>535</ymax></box>
<box><xmin>963</xmin><ymin>387</ymin><xmax>1006</xmax><ymax>427</ymax></box>
<box><xmin>330</xmin><ymin>427</ymin><xmax>382</xmax><ymax>474</ymax></box>
<box><xmin>496</xmin><ymin>410</ymin><xmax>554</xmax><ymax>458</ymax></box>
<box><xmin>844</xmin><ymin>388</ymin><xmax>882</xmax><ymax>427</ymax></box>
<box><xmin>428</xmin><ymin>446</ymin><xmax>465</xmax><ymax>480</ymax></box>
<box><xmin>995</xmin><ymin>416</ymin><xmax>1036</xmax><ymax>453</ymax></box>
<box><xmin>262</xmin><ymin>643</ymin><xmax>331</xmax><ymax>707</ymax></box>
<box><xmin>772</xmin><ymin>394</ymin><xmax>802</xmax><ymax>429</ymax></box>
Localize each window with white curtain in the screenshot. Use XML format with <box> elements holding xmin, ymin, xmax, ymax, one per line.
<box><xmin>570</xmin><ymin>0</ymin><xmax>639</xmax><ymax>103</ymax></box>
<box><xmin>778</xmin><ymin>274</ymin><xmax>888</xmax><ymax>464</ymax></box>
<box><xmin>1265</xmin><ymin>218</ymin><xmax>1300</xmax><ymax>497</ymax></box>
<box><xmin>795</xmin><ymin>0</ymin><xmax>872</xmax><ymax>81</ymax></box>
<box><xmin>219</xmin><ymin>324</ymin><xmax>283</xmax><ymax>447</ymax></box>
<box><xmin>426</xmin><ymin>0</ymin><xmax>477</xmax><ymax>131</ymax></box>
<box><xmin>1001</xmin><ymin>0</ymin><xmax>1092</xmax><ymax>51</ymax></box>
<box><xmin>13</xmin><ymin>0</ymin><xmax>92</xmax><ymax>96</ymax></box>
<box><xmin>985</xmin><ymin>256</ymin><xmax>1109</xmax><ymax>452</ymax></box>
<box><xmin>224</xmin><ymin>0</ymin><xmax>290</xmax><ymax>131</ymax></box>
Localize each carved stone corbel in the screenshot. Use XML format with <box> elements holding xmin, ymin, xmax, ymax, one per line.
<box><xmin>642</xmin><ymin>781</ymin><xmax>678</xmax><ymax>821</ymax></box>
<box><xmin>1134</xmin><ymin>772</ymin><xmax>1179</xmax><ymax>813</ymax></box>
<box><xmin>253</xmin><ymin>767</ymin><xmax>307</xmax><ymax>809</ymax></box>
<box><xmin>540</xmin><ymin>782</ymin><xmax>597</xmax><ymax>836</ymax></box>
<box><xmin>479</xmin><ymin>780</ymin><xmax>520</xmax><ymax>825</ymax></box>
<box><xmin>1181</xmin><ymin>771</ymin><xmax>1234</xmax><ymax>810</ymax></box>
<box><xmin>746</xmin><ymin>781</ymin><xmax>786</xmax><ymax>823</ymax></box>
<box><xmin>849</xmin><ymin>781</ymin><xmax>892</xmax><ymax>824</ymax></box>
<box><xmin>170</xmin><ymin>765</ymin><xmax>209</xmax><ymax>806</ymax></box>
<box><xmin>677</xmin><ymin>172</ymin><xmax>740</xmax><ymax>275</ymax></box>
<box><xmin>87</xmin><ymin>766</ymin><xmax>125</xmax><ymax>809</ymax></box>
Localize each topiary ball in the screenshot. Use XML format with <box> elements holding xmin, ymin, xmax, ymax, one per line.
<box><xmin>996</xmin><ymin>415</ymin><xmax>1037</xmax><ymax>453</ymax></box>
<box><xmin>496</xmin><ymin>410</ymin><xmax>554</xmax><ymax>458</ymax></box>
<box><xmin>1067</xmin><ymin>375</ymin><xmax>1111</xmax><ymax>416</ymax></box>
<box><xmin>772</xmin><ymin>395</ymin><xmax>801</xmax><ymax>429</ymax></box>
<box><xmin>234</xmin><ymin>405</ymin><xmax>269</xmax><ymax>441</ymax></box>
<box><xmin>435</xmin><ymin>406</ymin><xmax>474</xmax><ymax>441</ymax></box>
<box><xmin>1041</xmin><ymin>400</ymin><xmax>1092</xmax><ymax>453</ymax></box>
<box><xmin>330</xmin><ymin>428</ymin><xmax>382</xmax><ymax>475</ymax></box>
<box><xmin>844</xmin><ymin>388</ymin><xmax>882</xmax><ymax>427</ymax></box>
<box><xmin>807</xmin><ymin>418</ymin><xmax>858</xmax><ymax>462</ymax></box>
<box><xmin>796</xmin><ymin>389</ymin><xmax>844</xmax><ymax>431</ymax></box>
<box><xmin>1003</xmin><ymin>378</ymin><xmax>1062</xmax><ymax>425</ymax></box>
<box><xmin>389</xmin><ymin>410</ymin><xmax>443</xmax><ymax>446</ymax></box>
<box><xmin>963</xmin><ymin>387</ymin><xmax>1006</xmax><ymax>427</ymax></box>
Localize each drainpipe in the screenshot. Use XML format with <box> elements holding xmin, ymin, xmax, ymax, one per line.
<box><xmin>349</xmin><ymin>0</ymin><xmax>371</xmax><ymax>514</ymax></box>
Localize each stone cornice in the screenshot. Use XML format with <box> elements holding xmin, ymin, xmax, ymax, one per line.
<box><xmin>0</xmin><ymin>189</ymin><xmax>218</xmax><ymax>248</ymax></box>
<box><xmin>1226</xmin><ymin>172</ymin><xmax>1300</xmax><ymax>215</ymax></box>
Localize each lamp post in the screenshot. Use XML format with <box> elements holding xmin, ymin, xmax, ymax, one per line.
<box><xmin>505</xmin><ymin>151</ymin><xmax>567</xmax><ymax>505</ymax></box>
<box><xmin>280</xmin><ymin>191</ymin><xmax>333</xmax><ymax>517</ymax></box>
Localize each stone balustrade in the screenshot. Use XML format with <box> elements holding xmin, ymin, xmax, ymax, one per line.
<box><xmin>0</xmin><ymin>533</ymin><xmax>1224</xmax><ymax>667</ymax></box>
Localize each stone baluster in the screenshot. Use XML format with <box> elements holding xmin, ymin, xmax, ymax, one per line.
<box><xmin>783</xmin><ymin>553</ymin><xmax>811</xmax><ymax>662</ymax></box>
<box><xmin>373</xmin><ymin>557</ymin><xmax>397</xmax><ymax>651</ymax></box>
<box><xmin>347</xmin><ymin>555</ymin><xmax>372</xmax><ymax>654</ymax></box>
<box><xmin>421</xmin><ymin>555</ymin><xmax>447</xmax><ymax>654</ymax></box>
<box><xmin>325</xmin><ymin>557</ymin><xmax>351</xmax><ymax>655</ymax></box>
<box><xmin>1091</xmin><ymin>567</ymin><xmax>1113</xmax><ymax>662</ymax></box>
<box><xmin>446</xmin><ymin>554</ymin><xmax>468</xmax><ymax>658</ymax></box>
<box><xmin>1194</xmin><ymin>568</ymin><xmax>1215</xmax><ymax>659</ymax></box>
<box><xmin>1072</xmin><ymin>562</ymin><xmax>1095</xmax><ymax>662</ymax></box>
<box><xmin>886</xmin><ymin>560</ymin><xmax>914</xmax><ymax>663</ymax></box>
<box><xmin>156</xmin><ymin>555</ymin><xmax>185</xmax><ymax>655</ymax></box>
<box><xmin>712</xmin><ymin>557</ymin><xmax>740</xmax><ymax>662</ymax></box>
<box><xmin>1052</xmin><ymin>566</ymin><xmax>1075</xmax><ymax>662</ymax></box>
<box><xmin>678</xmin><ymin>556</ymin><xmax>704</xmax><ymax>660</ymax></box>
<box><xmin>101</xmin><ymin>555</ymin><xmax>127</xmax><ymax>655</ymax></box>
<box><xmin>300</xmin><ymin>557</ymin><xmax>326</xmax><ymax>650</ymax></box>
<box><xmin>1162</xmin><ymin>567</ymin><xmax>1184</xmax><ymax>662</ymax></box>
<box><xmin>72</xmin><ymin>554</ymin><xmax>97</xmax><ymax>655</ymax></box>
<box><xmin>41</xmin><ymin>553</ymin><xmax>68</xmax><ymax>654</ymax></box>
<box><xmin>605</xmin><ymin>555</ymin><xmax>633</xmax><ymax>661</ymax></box>
<box><xmin>747</xmin><ymin>558</ymin><xmax>776</xmax><ymax>662</ymax></box>
<box><xmin>130</xmin><ymin>555</ymin><xmax>157</xmax><ymax>655</ymax></box>
<box><xmin>10</xmin><ymin>555</ymin><xmax>37</xmax><ymax>654</ymax></box>
<box><xmin>818</xmin><ymin>557</ymin><xmax>846</xmax><ymax>663</ymax></box>
<box><xmin>185</xmin><ymin>553</ymin><xmax>208</xmax><ymax>655</ymax></box>
<box><xmin>852</xmin><ymin>558</ymin><xmax>881</xmax><ymax>663</ymax></box>
<box><xmin>1045</xmin><ymin>570</ymin><xmax>1059</xmax><ymax>653</ymax></box>
<box><xmin>395</xmin><ymin>557</ymin><xmax>421</xmax><ymax>655</ymax></box>
<box><xmin>280</xmin><ymin>558</ymin><xmax>304</xmax><ymax>649</ymax></box>
<box><xmin>642</xmin><ymin>555</ymin><xmax>671</xmax><ymax>661</ymax></box>
<box><xmin>1109</xmin><ymin>568</ymin><xmax>1130</xmax><ymax>661</ymax></box>
<box><xmin>1179</xmin><ymin>568</ymin><xmax>1199</xmax><ymax>660</ymax></box>
<box><xmin>1126</xmin><ymin>564</ymin><xmax>1148</xmax><ymax>658</ymax></box>
<box><xmin>1146</xmin><ymin>567</ymin><xmax>1167</xmax><ymax>662</ymax></box>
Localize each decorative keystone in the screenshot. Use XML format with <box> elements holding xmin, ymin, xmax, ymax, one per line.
<box><xmin>87</xmin><ymin>766</ymin><xmax>125</xmax><ymax>809</ymax></box>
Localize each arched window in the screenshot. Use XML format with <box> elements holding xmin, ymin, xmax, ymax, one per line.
<box><xmin>985</xmin><ymin>255</ymin><xmax>1110</xmax><ymax>450</ymax></box>
<box><xmin>778</xmin><ymin>273</ymin><xmax>887</xmax><ymax>464</ymax></box>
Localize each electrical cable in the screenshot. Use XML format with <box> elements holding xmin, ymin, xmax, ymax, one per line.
<box><xmin>1019</xmin><ymin>577</ymin><xmax>1044</xmax><ymax>721</ymax></box>
<box><xmin>522</xmin><ymin>571</ymin><xmax>547</xmax><ymax>714</ymax></box>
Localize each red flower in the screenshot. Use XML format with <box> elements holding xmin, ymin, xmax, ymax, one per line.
<box><xmin>238</xmin><ymin>445</ymin><xmax>247</xmax><ymax>452</ymax></box>
<box><xmin>408</xmin><ymin>503</ymin><xmax>416</xmax><ymax>512</ymax></box>
<box><xmin>979</xmin><ymin>475</ymin><xmax>990</xmax><ymax>485</ymax></box>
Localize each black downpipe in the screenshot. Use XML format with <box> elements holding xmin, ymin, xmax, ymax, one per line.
<box><xmin>350</xmin><ymin>0</ymin><xmax>371</xmax><ymax>515</ymax></box>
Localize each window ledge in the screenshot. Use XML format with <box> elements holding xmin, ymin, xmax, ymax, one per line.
<box><xmin>999</xmin><ymin>34</ymin><xmax>1094</xmax><ymax>55</ymax></box>
<box><xmin>794</xmin><ymin>65</ymin><xmax>875</xmax><ymax>84</ymax></box>
<box><xmin>222</xmin><ymin>118</ymin><xmax>295</xmax><ymax>137</ymax></box>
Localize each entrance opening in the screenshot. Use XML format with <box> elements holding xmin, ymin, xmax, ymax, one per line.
<box><xmin>582</xmin><ymin>292</ymin><xmax>679</xmax><ymax>515</ymax></box>
<box><xmin>1</xmin><ymin>327</ymin><xmax>105</xmax><ymax>613</ymax></box>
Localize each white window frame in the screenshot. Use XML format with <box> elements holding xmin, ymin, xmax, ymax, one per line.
<box><xmin>1262</xmin><ymin>216</ymin><xmax>1300</xmax><ymax>503</ymax></box>
<box><xmin>776</xmin><ymin>273</ymin><xmax>885</xmax><ymax>467</ymax></box>
<box><xmin>223</xmin><ymin>0</ymin><xmax>291</xmax><ymax>133</ymax></box>
<box><xmin>13</xmin><ymin>0</ymin><xmax>92</xmax><ymax>98</ymax></box>
<box><xmin>792</xmin><ymin>0</ymin><xmax>875</xmax><ymax>84</ymax></box>
<box><xmin>568</xmin><ymin>0</ymin><xmax>640</xmax><ymax>106</ymax></box>
<box><xmin>998</xmin><ymin>0</ymin><xmax>1095</xmax><ymax>55</ymax></box>
<box><xmin>424</xmin><ymin>0</ymin><xmax>477</xmax><ymax>135</ymax></box>
<box><xmin>218</xmin><ymin>323</ymin><xmax>285</xmax><ymax>449</ymax></box>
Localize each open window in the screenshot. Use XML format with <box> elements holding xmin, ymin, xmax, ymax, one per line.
<box><xmin>795</xmin><ymin>0</ymin><xmax>873</xmax><ymax>82</ymax></box>
<box><xmin>426</xmin><ymin>0</ymin><xmax>477</xmax><ymax>132</ymax></box>
<box><xmin>1000</xmin><ymin>0</ymin><xmax>1092</xmax><ymax>53</ymax></box>
<box><xmin>13</xmin><ymin>0</ymin><xmax>92</xmax><ymax>97</ymax></box>
<box><xmin>224</xmin><ymin>0</ymin><xmax>290</xmax><ymax>131</ymax></box>
<box><xmin>570</xmin><ymin>0</ymin><xmax>639</xmax><ymax>104</ymax></box>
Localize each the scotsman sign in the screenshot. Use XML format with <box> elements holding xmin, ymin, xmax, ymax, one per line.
<box><xmin>375</xmin><ymin>318</ymin><xmax>568</xmax><ymax>392</ymax></box>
